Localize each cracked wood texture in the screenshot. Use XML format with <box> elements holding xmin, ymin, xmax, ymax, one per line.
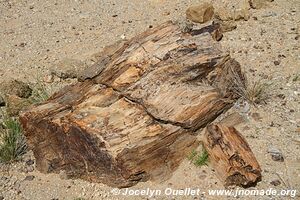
<box><xmin>203</xmin><ymin>124</ymin><xmax>262</xmax><ymax>187</ymax></box>
<box><xmin>20</xmin><ymin>21</ymin><xmax>245</xmax><ymax>187</ymax></box>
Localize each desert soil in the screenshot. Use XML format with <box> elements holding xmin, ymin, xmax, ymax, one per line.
<box><xmin>0</xmin><ymin>0</ymin><xmax>300</xmax><ymax>199</ymax></box>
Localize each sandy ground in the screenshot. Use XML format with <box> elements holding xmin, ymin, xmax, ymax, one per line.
<box><xmin>0</xmin><ymin>0</ymin><xmax>300</xmax><ymax>199</ymax></box>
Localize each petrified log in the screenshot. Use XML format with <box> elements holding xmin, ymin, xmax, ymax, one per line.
<box><xmin>20</xmin><ymin>21</ymin><xmax>245</xmax><ymax>187</ymax></box>
<box><xmin>203</xmin><ymin>124</ymin><xmax>262</xmax><ymax>187</ymax></box>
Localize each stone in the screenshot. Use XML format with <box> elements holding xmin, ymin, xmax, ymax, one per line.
<box><xmin>249</xmin><ymin>0</ymin><xmax>273</xmax><ymax>9</ymax></box>
<box><xmin>270</xmin><ymin>179</ymin><xmax>281</xmax><ymax>186</ymax></box>
<box><xmin>25</xmin><ymin>159</ymin><xmax>34</xmax><ymax>166</ymax></box>
<box><xmin>186</xmin><ymin>3</ymin><xmax>214</xmax><ymax>24</ymax></box>
<box><xmin>51</xmin><ymin>58</ymin><xmax>87</xmax><ymax>79</ymax></box>
<box><xmin>0</xmin><ymin>80</ymin><xmax>32</xmax><ymax>99</ymax></box>
<box><xmin>43</xmin><ymin>74</ymin><xmax>54</xmax><ymax>83</ymax></box>
<box><xmin>59</xmin><ymin>170</ymin><xmax>68</xmax><ymax>180</ymax></box>
<box><xmin>234</xmin><ymin>9</ymin><xmax>250</xmax><ymax>21</ymax></box>
<box><xmin>267</xmin><ymin>146</ymin><xmax>284</xmax><ymax>162</ymax></box>
<box><xmin>215</xmin><ymin>8</ymin><xmax>233</xmax><ymax>21</ymax></box>
<box><xmin>218</xmin><ymin>20</ymin><xmax>237</xmax><ymax>33</ymax></box>
<box><xmin>274</xmin><ymin>60</ymin><xmax>280</xmax><ymax>66</ymax></box>
<box><xmin>211</xmin><ymin>27</ymin><xmax>223</xmax><ymax>41</ymax></box>
<box><xmin>251</xmin><ymin>112</ymin><xmax>262</xmax><ymax>122</ymax></box>
<box><xmin>24</xmin><ymin>175</ymin><xmax>35</xmax><ymax>181</ymax></box>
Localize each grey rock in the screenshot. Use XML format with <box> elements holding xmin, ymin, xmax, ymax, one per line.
<box><xmin>24</xmin><ymin>175</ymin><xmax>35</xmax><ymax>181</ymax></box>
<box><xmin>270</xmin><ymin>179</ymin><xmax>281</xmax><ymax>186</ymax></box>
<box><xmin>267</xmin><ymin>146</ymin><xmax>284</xmax><ymax>162</ymax></box>
<box><xmin>51</xmin><ymin>58</ymin><xmax>87</xmax><ymax>79</ymax></box>
<box><xmin>25</xmin><ymin>159</ymin><xmax>34</xmax><ymax>166</ymax></box>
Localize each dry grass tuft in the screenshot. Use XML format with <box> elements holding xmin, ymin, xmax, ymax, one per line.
<box><xmin>0</xmin><ymin>110</ymin><xmax>27</xmax><ymax>163</ymax></box>
<box><xmin>229</xmin><ymin>67</ymin><xmax>269</xmax><ymax>105</ymax></box>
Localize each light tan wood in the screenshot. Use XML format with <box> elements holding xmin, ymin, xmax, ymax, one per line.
<box><xmin>20</xmin><ymin>21</ymin><xmax>245</xmax><ymax>187</ymax></box>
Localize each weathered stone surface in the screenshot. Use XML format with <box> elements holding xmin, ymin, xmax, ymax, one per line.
<box><xmin>51</xmin><ymin>58</ymin><xmax>87</xmax><ymax>79</ymax></box>
<box><xmin>249</xmin><ymin>0</ymin><xmax>273</xmax><ymax>9</ymax></box>
<box><xmin>219</xmin><ymin>21</ymin><xmax>237</xmax><ymax>33</ymax></box>
<box><xmin>215</xmin><ymin>8</ymin><xmax>233</xmax><ymax>21</ymax></box>
<box><xmin>186</xmin><ymin>3</ymin><xmax>214</xmax><ymax>24</ymax></box>
<box><xmin>20</xmin><ymin>22</ymin><xmax>245</xmax><ymax>188</ymax></box>
<box><xmin>234</xmin><ymin>9</ymin><xmax>250</xmax><ymax>21</ymax></box>
<box><xmin>0</xmin><ymin>80</ymin><xmax>32</xmax><ymax>99</ymax></box>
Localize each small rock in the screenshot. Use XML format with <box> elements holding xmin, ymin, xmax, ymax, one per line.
<box><xmin>267</xmin><ymin>146</ymin><xmax>284</xmax><ymax>162</ymax></box>
<box><xmin>51</xmin><ymin>58</ymin><xmax>87</xmax><ymax>79</ymax></box>
<box><xmin>214</xmin><ymin>8</ymin><xmax>233</xmax><ymax>21</ymax></box>
<box><xmin>25</xmin><ymin>166</ymin><xmax>35</xmax><ymax>173</ymax></box>
<box><xmin>43</xmin><ymin>74</ymin><xmax>54</xmax><ymax>83</ymax></box>
<box><xmin>251</xmin><ymin>112</ymin><xmax>262</xmax><ymax>122</ymax></box>
<box><xmin>26</xmin><ymin>159</ymin><xmax>34</xmax><ymax>166</ymax></box>
<box><xmin>270</xmin><ymin>179</ymin><xmax>281</xmax><ymax>186</ymax></box>
<box><xmin>0</xmin><ymin>95</ymin><xmax>5</xmax><ymax>107</ymax></box>
<box><xmin>120</xmin><ymin>34</ymin><xmax>126</xmax><ymax>40</ymax></box>
<box><xmin>162</xmin><ymin>11</ymin><xmax>170</xmax><ymax>16</ymax></box>
<box><xmin>219</xmin><ymin>20</ymin><xmax>237</xmax><ymax>33</ymax></box>
<box><xmin>234</xmin><ymin>9</ymin><xmax>250</xmax><ymax>21</ymax></box>
<box><xmin>59</xmin><ymin>170</ymin><xmax>68</xmax><ymax>180</ymax></box>
<box><xmin>0</xmin><ymin>80</ymin><xmax>32</xmax><ymax>98</ymax></box>
<box><xmin>186</xmin><ymin>3</ymin><xmax>214</xmax><ymax>24</ymax></box>
<box><xmin>211</xmin><ymin>27</ymin><xmax>223</xmax><ymax>41</ymax></box>
<box><xmin>24</xmin><ymin>175</ymin><xmax>35</xmax><ymax>181</ymax></box>
<box><xmin>249</xmin><ymin>0</ymin><xmax>273</xmax><ymax>9</ymax></box>
<box><xmin>274</xmin><ymin>60</ymin><xmax>280</xmax><ymax>66</ymax></box>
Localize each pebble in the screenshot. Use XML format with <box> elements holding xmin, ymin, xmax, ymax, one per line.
<box><xmin>59</xmin><ymin>170</ymin><xmax>68</xmax><ymax>180</ymax></box>
<box><xmin>270</xmin><ymin>179</ymin><xmax>281</xmax><ymax>186</ymax></box>
<box><xmin>43</xmin><ymin>74</ymin><xmax>54</xmax><ymax>83</ymax></box>
<box><xmin>24</xmin><ymin>175</ymin><xmax>35</xmax><ymax>181</ymax></box>
<box><xmin>274</xmin><ymin>60</ymin><xmax>280</xmax><ymax>66</ymax></box>
<box><xmin>25</xmin><ymin>159</ymin><xmax>34</xmax><ymax>166</ymax></box>
<box><xmin>267</xmin><ymin>146</ymin><xmax>284</xmax><ymax>162</ymax></box>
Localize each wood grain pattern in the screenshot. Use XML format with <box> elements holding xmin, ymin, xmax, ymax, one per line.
<box><xmin>203</xmin><ymin>124</ymin><xmax>262</xmax><ymax>187</ymax></box>
<box><xmin>20</xmin><ymin>21</ymin><xmax>245</xmax><ymax>187</ymax></box>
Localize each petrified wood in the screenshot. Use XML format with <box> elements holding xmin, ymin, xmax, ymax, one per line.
<box><xmin>20</xmin><ymin>21</ymin><xmax>245</xmax><ymax>187</ymax></box>
<box><xmin>203</xmin><ymin>124</ymin><xmax>262</xmax><ymax>187</ymax></box>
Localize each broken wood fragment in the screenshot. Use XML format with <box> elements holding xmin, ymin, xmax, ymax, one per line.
<box><xmin>203</xmin><ymin>124</ymin><xmax>262</xmax><ymax>187</ymax></box>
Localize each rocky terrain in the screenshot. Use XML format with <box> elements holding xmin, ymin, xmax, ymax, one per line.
<box><xmin>0</xmin><ymin>0</ymin><xmax>299</xmax><ymax>199</ymax></box>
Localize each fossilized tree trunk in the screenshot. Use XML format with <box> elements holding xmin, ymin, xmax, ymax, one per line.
<box><xmin>20</xmin><ymin>21</ymin><xmax>245</xmax><ymax>187</ymax></box>
<box><xmin>203</xmin><ymin>124</ymin><xmax>262</xmax><ymax>187</ymax></box>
